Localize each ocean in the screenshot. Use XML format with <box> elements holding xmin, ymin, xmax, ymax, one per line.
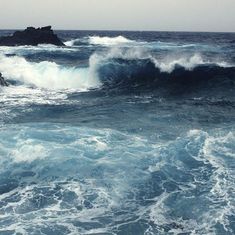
<box><xmin>0</xmin><ymin>30</ymin><xmax>235</xmax><ymax>235</ymax></box>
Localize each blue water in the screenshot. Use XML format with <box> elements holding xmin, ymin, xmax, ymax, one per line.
<box><xmin>0</xmin><ymin>30</ymin><xmax>235</xmax><ymax>235</ymax></box>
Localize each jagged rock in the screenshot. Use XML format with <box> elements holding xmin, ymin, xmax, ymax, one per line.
<box><xmin>0</xmin><ymin>26</ymin><xmax>64</xmax><ymax>46</ymax></box>
<box><xmin>0</xmin><ymin>73</ymin><xmax>9</xmax><ymax>86</ymax></box>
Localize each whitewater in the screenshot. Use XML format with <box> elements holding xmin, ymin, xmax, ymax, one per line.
<box><xmin>0</xmin><ymin>30</ymin><xmax>235</xmax><ymax>235</ymax></box>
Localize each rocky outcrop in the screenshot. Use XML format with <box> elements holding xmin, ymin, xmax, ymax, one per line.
<box><xmin>0</xmin><ymin>26</ymin><xmax>64</xmax><ymax>46</ymax></box>
<box><xmin>0</xmin><ymin>73</ymin><xmax>8</xmax><ymax>86</ymax></box>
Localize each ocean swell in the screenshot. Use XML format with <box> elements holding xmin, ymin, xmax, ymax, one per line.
<box><xmin>98</xmin><ymin>58</ymin><xmax>235</xmax><ymax>89</ymax></box>
<box><xmin>1</xmin><ymin>47</ymin><xmax>234</xmax><ymax>93</ymax></box>
<box><xmin>90</xmin><ymin>48</ymin><xmax>235</xmax><ymax>92</ymax></box>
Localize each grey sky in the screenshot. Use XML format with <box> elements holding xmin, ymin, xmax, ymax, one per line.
<box><xmin>0</xmin><ymin>0</ymin><xmax>234</xmax><ymax>32</ymax></box>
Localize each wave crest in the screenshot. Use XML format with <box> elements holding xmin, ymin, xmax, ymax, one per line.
<box><xmin>89</xmin><ymin>36</ymin><xmax>133</xmax><ymax>45</ymax></box>
<box><xmin>1</xmin><ymin>46</ymin><xmax>234</xmax><ymax>93</ymax></box>
<box><xmin>65</xmin><ymin>36</ymin><xmax>134</xmax><ymax>47</ymax></box>
<box><xmin>88</xmin><ymin>48</ymin><xmax>234</xmax><ymax>91</ymax></box>
<box><xmin>0</xmin><ymin>55</ymin><xmax>101</xmax><ymax>90</ymax></box>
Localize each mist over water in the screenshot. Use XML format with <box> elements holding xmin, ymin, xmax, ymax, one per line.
<box><xmin>0</xmin><ymin>30</ymin><xmax>235</xmax><ymax>235</ymax></box>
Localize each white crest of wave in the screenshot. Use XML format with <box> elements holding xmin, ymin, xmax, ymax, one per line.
<box><xmin>64</xmin><ymin>36</ymin><xmax>133</xmax><ymax>47</ymax></box>
<box><xmin>98</xmin><ymin>47</ymin><xmax>231</xmax><ymax>73</ymax></box>
<box><xmin>0</xmin><ymin>45</ymin><xmax>77</xmax><ymax>55</ymax></box>
<box><xmin>64</xmin><ymin>38</ymin><xmax>81</xmax><ymax>47</ymax></box>
<box><xmin>89</xmin><ymin>36</ymin><xmax>133</xmax><ymax>46</ymax></box>
<box><xmin>154</xmin><ymin>54</ymin><xmax>231</xmax><ymax>73</ymax></box>
<box><xmin>0</xmin><ymin>55</ymin><xmax>101</xmax><ymax>90</ymax></box>
<box><xmin>153</xmin><ymin>54</ymin><xmax>205</xmax><ymax>73</ymax></box>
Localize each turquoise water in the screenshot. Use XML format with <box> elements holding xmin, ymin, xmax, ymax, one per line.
<box><xmin>0</xmin><ymin>31</ymin><xmax>235</xmax><ymax>234</ymax></box>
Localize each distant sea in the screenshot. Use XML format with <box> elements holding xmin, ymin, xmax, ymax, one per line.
<box><xmin>0</xmin><ymin>30</ymin><xmax>235</xmax><ymax>235</ymax></box>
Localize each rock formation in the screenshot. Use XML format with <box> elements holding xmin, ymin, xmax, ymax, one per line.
<box><xmin>0</xmin><ymin>26</ymin><xmax>64</xmax><ymax>46</ymax></box>
<box><xmin>0</xmin><ymin>73</ymin><xmax>8</xmax><ymax>86</ymax></box>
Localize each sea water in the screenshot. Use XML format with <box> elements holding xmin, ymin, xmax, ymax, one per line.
<box><xmin>0</xmin><ymin>30</ymin><xmax>235</xmax><ymax>234</ymax></box>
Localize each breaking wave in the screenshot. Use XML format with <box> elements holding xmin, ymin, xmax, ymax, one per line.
<box><xmin>91</xmin><ymin>48</ymin><xmax>235</xmax><ymax>91</ymax></box>
<box><xmin>0</xmin><ymin>47</ymin><xmax>234</xmax><ymax>93</ymax></box>
<box><xmin>0</xmin><ymin>54</ymin><xmax>101</xmax><ymax>90</ymax></box>
<box><xmin>65</xmin><ymin>35</ymin><xmax>134</xmax><ymax>47</ymax></box>
<box><xmin>89</xmin><ymin>35</ymin><xmax>133</xmax><ymax>45</ymax></box>
<box><xmin>1</xmin><ymin>30</ymin><xmax>235</xmax><ymax>235</ymax></box>
<box><xmin>97</xmin><ymin>58</ymin><xmax>235</xmax><ymax>91</ymax></box>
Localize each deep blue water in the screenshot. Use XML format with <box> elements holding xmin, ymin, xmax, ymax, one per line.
<box><xmin>0</xmin><ymin>30</ymin><xmax>235</xmax><ymax>235</ymax></box>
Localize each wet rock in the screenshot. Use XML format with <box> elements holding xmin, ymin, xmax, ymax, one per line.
<box><xmin>0</xmin><ymin>73</ymin><xmax>9</xmax><ymax>86</ymax></box>
<box><xmin>0</xmin><ymin>26</ymin><xmax>64</xmax><ymax>46</ymax></box>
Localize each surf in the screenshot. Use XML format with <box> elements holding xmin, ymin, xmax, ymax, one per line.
<box><xmin>0</xmin><ymin>54</ymin><xmax>101</xmax><ymax>90</ymax></box>
<box><xmin>1</xmin><ymin>49</ymin><xmax>234</xmax><ymax>94</ymax></box>
<box><xmin>65</xmin><ymin>35</ymin><xmax>134</xmax><ymax>47</ymax></box>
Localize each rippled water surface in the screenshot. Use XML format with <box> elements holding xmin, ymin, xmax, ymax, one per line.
<box><xmin>0</xmin><ymin>30</ymin><xmax>235</xmax><ymax>235</ymax></box>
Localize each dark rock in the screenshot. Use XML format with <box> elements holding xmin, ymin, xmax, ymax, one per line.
<box><xmin>0</xmin><ymin>73</ymin><xmax>9</xmax><ymax>86</ymax></box>
<box><xmin>5</xmin><ymin>53</ymin><xmax>16</xmax><ymax>57</ymax></box>
<box><xmin>41</xmin><ymin>26</ymin><xmax>52</xmax><ymax>31</ymax></box>
<box><xmin>0</xmin><ymin>26</ymin><xmax>64</xmax><ymax>46</ymax></box>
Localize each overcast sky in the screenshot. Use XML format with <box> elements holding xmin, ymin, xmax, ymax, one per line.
<box><xmin>0</xmin><ymin>0</ymin><xmax>234</xmax><ymax>32</ymax></box>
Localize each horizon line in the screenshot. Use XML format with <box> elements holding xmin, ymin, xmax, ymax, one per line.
<box><xmin>0</xmin><ymin>27</ymin><xmax>234</xmax><ymax>34</ymax></box>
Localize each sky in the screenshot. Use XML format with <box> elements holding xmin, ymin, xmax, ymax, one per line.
<box><xmin>0</xmin><ymin>0</ymin><xmax>234</xmax><ymax>32</ymax></box>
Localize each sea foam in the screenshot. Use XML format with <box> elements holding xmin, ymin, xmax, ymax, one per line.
<box><xmin>65</xmin><ymin>35</ymin><xmax>134</xmax><ymax>47</ymax></box>
<box><xmin>0</xmin><ymin>54</ymin><xmax>101</xmax><ymax>90</ymax></box>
